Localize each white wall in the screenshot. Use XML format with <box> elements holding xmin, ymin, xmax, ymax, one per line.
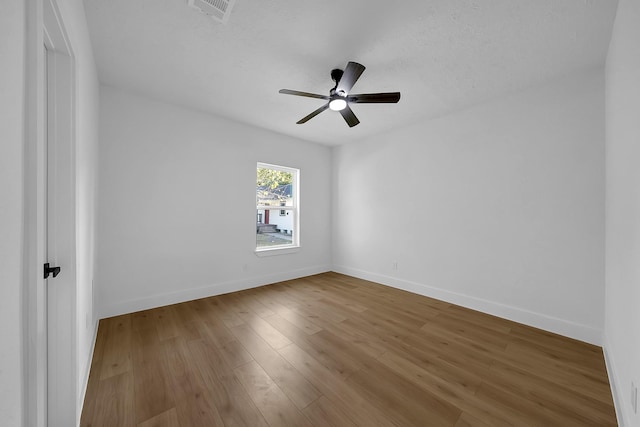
<box><xmin>332</xmin><ymin>69</ymin><xmax>605</xmax><ymax>344</ymax></box>
<box><xmin>96</xmin><ymin>86</ymin><xmax>332</xmax><ymax>317</ymax></box>
<box><xmin>0</xmin><ymin>0</ymin><xmax>25</xmax><ymax>424</ymax></box>
<box><xmin>604</xmin><ymin>0</ymin><xmax>640</xmax><ymax>424</ymax></box>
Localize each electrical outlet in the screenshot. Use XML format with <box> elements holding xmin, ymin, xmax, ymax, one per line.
<box><xmin>632</xmin><ymin>382</ymin><xmax>638</xmax><ymax>414</ymax></box>
<box><xmin>242</xmin><ymin>263</ymin><xmax>249</xmax><ymax>272</ymax></box>
<box><xmin>392</xmin><ymin>261</ymin><xmax>398</xmax><ymax>271</ymax></box>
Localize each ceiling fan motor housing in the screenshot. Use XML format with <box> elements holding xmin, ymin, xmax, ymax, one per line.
<box><xmin>331</xmin><ymin>68</ymin><xmax>344</xmax><ymax>85</ymax></box>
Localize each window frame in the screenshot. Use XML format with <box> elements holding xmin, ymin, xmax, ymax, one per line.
<box><xmin>255</xmin><ymin>162</ymin><xmax>300</xmax><ymax>255</ymax></box>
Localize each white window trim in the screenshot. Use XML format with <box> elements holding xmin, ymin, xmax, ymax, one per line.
<box><xmin>255</xmin><ymin>246</ymin><xmax>301</xmax><ymax>257</ymax></box>
<box><xmin>255</xmin><ymin>162</ymin><xmax>300</xmax><ymax>254</ymax></box>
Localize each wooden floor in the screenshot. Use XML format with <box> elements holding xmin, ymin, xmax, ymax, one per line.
<box><xmin>81</xmin><ymin>272</ymin><xmax>617</xmax><ymax>426</ymax></box>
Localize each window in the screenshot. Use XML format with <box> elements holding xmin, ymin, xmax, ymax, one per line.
<box><xmin>256</xmin><ymin>163</ymin><xmax>299</xmax><ymax>252</ymax></box>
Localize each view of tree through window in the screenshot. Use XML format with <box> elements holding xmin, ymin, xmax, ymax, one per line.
<box><xmin>257</xmin><ymin>168</ymin><xmax>292</xmax><ymax>190</ymax></box>
<box><xmin>256</xmin><ymin>163</ymin><xmax>299</xmax><ymax>250</ymax></box>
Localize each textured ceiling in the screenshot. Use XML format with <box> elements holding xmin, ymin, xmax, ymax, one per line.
<box><xmin>83</xmin><ymin>0</ymin><xmax>617</xmax><ymax>146</ymax></box>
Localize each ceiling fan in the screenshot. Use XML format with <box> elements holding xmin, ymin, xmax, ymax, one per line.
<box><xmin>279</xmin><ymin>61</ymin><xmax>401</xmax><ymax>128</ymax></box>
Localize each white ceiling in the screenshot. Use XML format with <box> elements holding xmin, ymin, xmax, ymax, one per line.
<box><xmin>83</xmin><ymin>0</ymin><xmax>617</xmax><ymax>146</ymax></box>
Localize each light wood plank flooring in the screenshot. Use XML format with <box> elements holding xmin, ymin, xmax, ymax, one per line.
<box><xmin>81</xmin><ymin>272</ymin><xmax>617</xmax><ymax>426</ymax></box>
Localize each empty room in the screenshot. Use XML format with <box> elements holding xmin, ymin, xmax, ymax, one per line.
<box><xmin>2</xmin><ymin>0</ymin><xmax>639</xmax><ymax>426</ymax></box>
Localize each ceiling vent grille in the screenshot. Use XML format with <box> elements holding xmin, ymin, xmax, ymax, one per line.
<box><xmin>188</xmin><ymin>0</ymin><xmax>236</xmax><ymax>23</ymax></box>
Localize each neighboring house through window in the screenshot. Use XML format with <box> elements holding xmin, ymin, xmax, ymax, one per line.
<box><xmin>256</xmin><ymin>162</ymin><xmax>299</xmax><ymax>251</ymax></box>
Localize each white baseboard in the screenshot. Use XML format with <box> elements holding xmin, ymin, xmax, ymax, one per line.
<box><xmin>603</xmin><ymin>338</ymin><xmax>626</xmax><ymax>427</ymax></box>
<box><xmin>332</xmin><ymin>265</ymin><xmax>603</xmax><ymax>346</ymax></box>
<box><xmin>98</xmin><ymin>264</ymin><xmax>331</xmax><ymax>319</ymax></box>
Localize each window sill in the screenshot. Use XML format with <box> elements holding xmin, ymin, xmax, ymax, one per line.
<box><xmin>254</xmin><ymin>246</ymin><xmax>300</xmax><ymax>257</ymax></box>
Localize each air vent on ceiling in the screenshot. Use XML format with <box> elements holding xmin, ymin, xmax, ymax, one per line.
<box><xmin>188</xmin><ymin>0</ymin><xmax>236</xmax><ymax>23</ymax></box>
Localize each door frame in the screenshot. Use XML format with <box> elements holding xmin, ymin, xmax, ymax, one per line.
<box><xmin>24</xmin><ymin>0</ymin><xmax>77</xmax><ymax>425</ymax></box>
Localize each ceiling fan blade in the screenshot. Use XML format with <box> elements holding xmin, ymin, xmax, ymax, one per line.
<box><xmin>340</xmin><ymin>105</ymin><xmax>360</xmax><ymax>127</ymax></box>
<box><xmin>296</xmin><ymin>103</ymin><xmax>330</xmax><ymax>124</ymax></box>
<box><xmin>279</xmin><ymin>89</ymin><xmax>329</xmax><ymax>100</ymax></box>
<box><xmin>347</xmin><ymin>92</ymin><xmax>401</xmax><ymax>103</ymax></box>
<box><xmin>336</xmin><ymin>62</ymin><xmax>365</xmax><ymax>95</ymax></box>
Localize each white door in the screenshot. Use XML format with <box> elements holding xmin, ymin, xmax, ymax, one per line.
<box><xmin>43</xmin><ymin>1</ymin><xmax>77</xmax><ymax>423</ymax></box>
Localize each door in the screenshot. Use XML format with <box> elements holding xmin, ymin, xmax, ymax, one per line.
<box><xmin>43</xmin><ymin>0</ymin><xmax>77</xmax><ymax>423</ymax></box>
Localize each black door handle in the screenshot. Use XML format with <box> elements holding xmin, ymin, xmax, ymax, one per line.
<box><xmin>44</xmin><ymin>263</ymin><xmax>61</xmax><ymax>279</ymax></box>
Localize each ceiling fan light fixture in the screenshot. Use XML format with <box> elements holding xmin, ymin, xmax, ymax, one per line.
<box><xmin>329</xmin><ymin>98</ymin><xmax>347</xmax><ymax>111</ymax></box>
